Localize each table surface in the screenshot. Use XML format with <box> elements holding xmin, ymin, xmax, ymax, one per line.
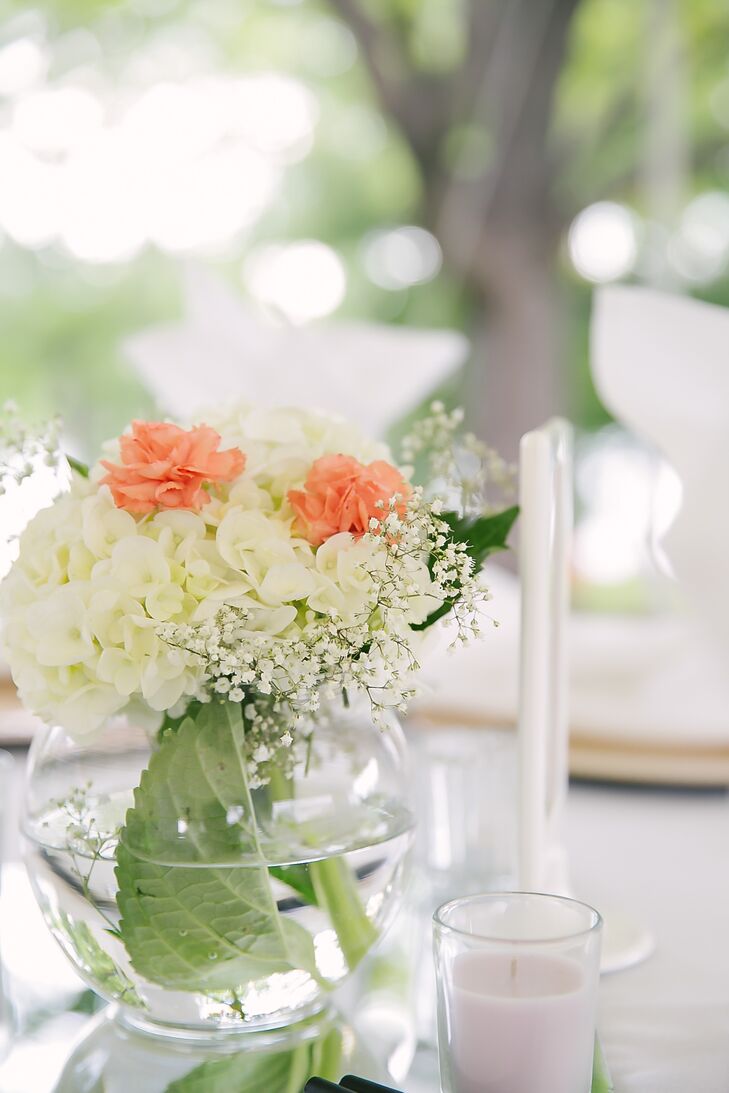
<box><xmin>1</xmin><ymin>747</ymin><xmax>728</xmax><ymax>1093</ymax></box>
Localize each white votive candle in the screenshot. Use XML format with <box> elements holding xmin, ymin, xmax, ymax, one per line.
<box><xmin>450</xmin><ymin>950</ymin><xmax>595</xmax><ymax>1093</ymax></box>
<box><xmin>434</xmin><ymin>893</ymin><xmax>602</xmax><ymax>1093</ymax></box>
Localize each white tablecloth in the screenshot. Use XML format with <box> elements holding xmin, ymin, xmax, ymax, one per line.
<box><xmin>567</xmin><ymin>783</ymin><xmax>729</xmax><ymax>1092</ymax></box>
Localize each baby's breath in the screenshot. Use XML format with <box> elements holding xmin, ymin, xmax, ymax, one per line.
<box><xmin>0</xmin><ymin>402</ymin><xmax>63</xmax><ymax>495</ymax></box>
<box><xmin>401</xmin><ymin>400</ymin><xmax>516</xmax><ymax>516</ymax></box>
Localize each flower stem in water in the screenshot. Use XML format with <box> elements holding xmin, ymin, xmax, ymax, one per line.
<box><xmin>310</xmin><ymin>854</ymin><xmax>378</xmax><ymax>972</ymax></box>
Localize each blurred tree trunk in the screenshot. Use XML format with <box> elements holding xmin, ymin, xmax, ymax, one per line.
<box><xmin>465</xmin><ymin>236</ymin><xmax>563</xmax><ymax>461</ymax></box>
<box><xmin>331</xmin><ymin>0</ymin><xmax>582</xmax><ymax>457</ymax></box>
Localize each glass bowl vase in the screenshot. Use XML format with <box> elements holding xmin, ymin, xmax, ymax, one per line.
<box><xmin>22</xmin><ymin>696</ymin><xmax>413</xmax><ymax>1042</ymax></box>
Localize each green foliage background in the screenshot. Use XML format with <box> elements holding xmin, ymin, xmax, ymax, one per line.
<box><xmin>2</xmin><ymin>0</ymin><xmax>729</xmax><ymax>454</ymax></box>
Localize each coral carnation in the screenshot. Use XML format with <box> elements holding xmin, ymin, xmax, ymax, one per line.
<box><xmin>101</xmin><ymin>420</ymin><xmax>245</xmax><ymax>514</ymax></box>
<box><xmin>289</xmin><ymin>453</ymin><xmax>411</xmax><ymax>546</ymax></box>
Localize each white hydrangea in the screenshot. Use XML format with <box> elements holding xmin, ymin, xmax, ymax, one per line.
<box><xmin>1</xmin><ymin>484</ymin><xmax>210</xmax><ymax>736</ymax></box>
<box><xmin>203</xmin><ymin>403</ymin><xmax>390</xmax><ymax>496</ymax></box>
<box><xmin>159</xmin><ymin>493</ymin><xmax>482</xmax><ymax>729</ymax></box>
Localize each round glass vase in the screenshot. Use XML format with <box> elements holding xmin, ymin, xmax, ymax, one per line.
<box><xmin>22</xmin><ymin>696</ymin><xmax>414</xmax><ymax>1042</ymax></box>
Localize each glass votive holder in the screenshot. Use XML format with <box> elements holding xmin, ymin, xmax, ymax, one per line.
<box><xmin>433</xmin><ymin>892</ymin><xmax>602</xmax><ymax>1093</ymax></box>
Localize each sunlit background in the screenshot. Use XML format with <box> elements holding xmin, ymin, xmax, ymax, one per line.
<box><xmin>1</xmin><ymin>0</ymin><xmax>727</xmax><ymax>603</ymax></box>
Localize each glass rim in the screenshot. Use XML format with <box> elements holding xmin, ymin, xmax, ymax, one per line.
<box><xmin>433</xmin><ymin>891</ymin><xmax>603</xmax><ymax>945</ymax></box>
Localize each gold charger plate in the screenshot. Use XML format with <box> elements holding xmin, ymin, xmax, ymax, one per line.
<box><xmin>410</xmin><ymin>707</ymin><xmax>729</xmax><ymax>788</ymax></box>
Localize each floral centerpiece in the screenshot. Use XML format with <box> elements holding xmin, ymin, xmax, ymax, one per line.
<box><xmin>1</xmin><ymin>400</ymin><xmax>517</xmax><ymax>1039</ymax></box>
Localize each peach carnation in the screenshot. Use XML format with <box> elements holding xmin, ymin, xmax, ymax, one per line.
<box><xmin>288</xmin><ymin>453</ymin><xmax>411</xmax><ymax>546</ymax></box>
<box><xmin>100</xmin><ymin>420</ymin><xmax>245</xmax><ymax>514</ymax></box>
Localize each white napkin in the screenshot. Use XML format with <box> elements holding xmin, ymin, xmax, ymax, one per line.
<box><xmin>124</xmin><ymin>265</ymin><xmax>468</xmax><ymax>437</ymax></box>
<box><xmin>592</xmin><ymin>286</ymin><xmax>729</xmax><ymax>653</ymax></box>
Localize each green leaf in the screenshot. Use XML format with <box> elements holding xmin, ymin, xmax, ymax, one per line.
<box><xmin>53</xmin><ymin>911</ymin><xmax>144</xmax><ymax>1008</ymax></box>
<box><xmin>164</xmin><ymin>1024</ymin><xmax>343</xmax><ymax>1093</ymax></box>
<box><xmin>66</xmin><ymin>454</ymin><xmax>90</xmax><ymax>478</ymax></box>
<box><xmin>156</xmin><ymin>700</ymin><xmax>205</xmax><ymax>742</ymax></box>
<box><xmin>592</xmin><ymin>1037</ymin><xmax>614</xmax><ymax>1093</ymax></box>
<box><xmin>116</xmin><ymin>701</ymin><xmax>318</xmax><ymax>993</ymax></box>
<box><xmin>441</xmin><ymin>504</ymin><xmax>520</xmax><ymax>568</ymax></box>
<box><xmin>69</xmin><ymin>990</ymin><xmax>104</xmax><ymax>1016</ymax></box>
<box><xmin>413</xmin><ymin>504</ymin><xmax>519</xmax><ymax>631</ymax></box>
<box><xmin>164</xmin><ymin>1043</ymin><xmax>312</xmax><ymax>1093</ymax></box>
<box><xmin>269</xmin><ymin>864</ymin><xmax>318</xmax><ymax>906</ymax></box>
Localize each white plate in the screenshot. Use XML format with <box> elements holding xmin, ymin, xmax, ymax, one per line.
<box><xmin>412</xmin><ymin>568</ymin><xmax>729</xmax><ymax>786</ymax></box>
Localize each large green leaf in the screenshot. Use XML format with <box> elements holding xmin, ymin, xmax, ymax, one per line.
<box><xmin>115</xmin><ymin>701</ymin><xmax>317</xmax><ymax>993</ymax></box>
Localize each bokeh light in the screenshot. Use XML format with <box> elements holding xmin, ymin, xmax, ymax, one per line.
<box><xmin>13</xmin><ymin>88</ymin><xmax>104</xmax><ymax>154</ymax></box>
<box><xmin>362</xmin><ymin>226</ymin><xmax>442</xmax><ymax>290</ymax></box>
<box><xmin>243</xmin><ymin>240</ymin><xmax>347</xmax><ymax>322</ymax></box>
<box><xmin>568</xmin><ymin>201</ymin><xmax>639</xmax><ymax>283</ymax></box>
<box><xmin>0</xmin><ymin>71</ymin><xmax>316</xmax><ymax>263</ymax></box>
<box><xmin>667</xmin><ymin>191</ymin><xmax>729</xmax><ymax>284</ymax></box>
<box><xmin>0</xmin><ymin>37</ymin><xmax>47</xmax><ymax>96</ymax></box>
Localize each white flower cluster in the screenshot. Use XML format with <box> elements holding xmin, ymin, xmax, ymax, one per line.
<box><xmin>1</xmin><ymin>403</ymin><xmax>460</xmax><ymax>739</ymax></box>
